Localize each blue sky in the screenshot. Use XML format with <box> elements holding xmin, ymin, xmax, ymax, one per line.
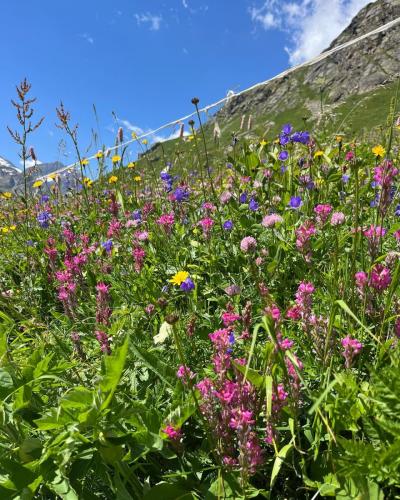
<box><xmin>0</xmin><ymin>0</ymin><xmax>371</xmax><ymax>167</ymax></box>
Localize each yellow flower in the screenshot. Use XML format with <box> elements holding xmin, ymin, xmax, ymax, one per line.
<box><xmin>81</xmin><ymin>158</ymin><xmax>89</xmax><ymax>166</ymax></box>
<box><xmin>314</xmin><ymin>150</ymin><xmax>324</xmax><ymax>158</ymax></box>
<box><xmin>95</xmin><ymin>151</ymin><xmax>104</xmax><ymax>159</ymax></box>
<box><xmin>9</xmin><ymin>225</ymin><xmax>16</xmax><ymax>231</ymax></box>
<box><xmin>142</xmin><ymin>139</ymin><xmax>148</xmax><ymax>145</ymax></box>
<box><xmin>47</xmin><ymin>173</ymin><xmax>58</xmax><ymax>181</ymax></box>
<box><xmin>1</xmin><ymin>227</ymin><xmax>9</xmax><ymax>234</ymax></box>
<box><xmin>112</xmin><ymin>155</ymin><xmax>121</xmax><ymax>164</ymax></box>
<box><xmin>134</xmin><ymin>175</ymin><xmax>142</xmax><ymax>182</ymax></box>
<box><xmin>1</xmin><ymin>192</ymin><xmax>12</xmax><ymax>199</ymax></box>
<box><xmin>187</xmin><ymin>135</ymin><xmax>194</xmax><ymax>141</ymax></box>
<box><xmin>169</xmin><ymin>271</ymin><xmax>189</xmax><ymax>286</ymax></box>
<box><xmin>108</xmin><ymin>175</ymin><xmax>118</xmax><ymax>184</ymax></box>
<box><xmin>128</xmin><ymin>162</ymin><xmax>136</xmax><ymax>169</ymax></box>
<box><xmin>336</xmin><ymin>135</ymin><xmax>343</xmax><ymax>142</ymax></box>
<box><xmin>32</xmin><ymin>180</ymin><xmax>43</xmax><ymax>188</ymax></box>
<box><xmin>131</xmin><ymin>132</ymin><xmax>137</xmax><ymax>139</ymax></box>
<box><xmin>83</xmin><ymin>177</ymin><xmax>93</xmax><ymax>187</ymax></box>
<box><xmin>259</xmin><ymin>139</ymin><xmax>267</xmax><ymax>147</ymax></box>
<box><xmin>372</xmin><ymin>145</ymin><xmax>385</xmax><ymax>158</ymax></box>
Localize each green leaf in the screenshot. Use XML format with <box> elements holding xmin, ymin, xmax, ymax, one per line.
<box><xmin>0</xmin><ymin>369</ymin><xmax>13</xmax><ymax>390</ymax></box>
<box><xmin>60</xmin><ymin>386</ymin><xmax>94</xmax><ymax>410</ymax></box>
<box><xmin>270</xmin><ymin>443</ymin><xmax>293</xmax><ymax>489</ymax></box>
<box><xmin>336</xmin><ymin>300</ymin><xmax>380</xmax><ymax>343</ymax></box>
<box><xmin>143</xmin><ymin>483</ymin><xmax>196</xmax><ymax>500</ymax></box>
<box><xmin>100</xmin><ymin>336</ymin><xmax>129</xmax><ymax>410</ymax></box>
<box><xmin>131</xmin><ymin>345</ymin><xmax>176</xmax><ymax>387</ymax></box>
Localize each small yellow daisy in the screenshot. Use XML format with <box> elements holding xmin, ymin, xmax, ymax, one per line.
<box><xmin>95</xmin><ymin>151</ymin><xmax>104</xmax><ymax>159</ymax></box>
<box><xmin>1</xmin><ymin>192</ymin><xmax>12</xmax><ymax>199</ymax></box>
<box><xmin>81</xmin><ymin>158</ymin><xmax>89</xmax><ymax>166</ymax></box>
<box><xmin>32</xmin><ymin>180</ymin><xmax>43</xmax><ymax>188</ymax></box>
<box><xmin>372</xmin><ymin>145</ymin><xmax>385</xmax><ymax>158</ymax></box>
<box><xmin>169</xmin><ymin>271</ymin><xmax>189</xmax><ymax>286</ymax></box>
<box><xmin>112</xmin><ymin>155</ymin><xmax>121</xmax><ymax>164</ymax></box>
<box><xmin>108</xmin><ymin>175</ymin><xmax>118</xmax><ymax>184</ymax></box>
<box><xmin>134</xmin><ymin>176</ymin><xmax>142</xmax><ymax>182</ymax></box>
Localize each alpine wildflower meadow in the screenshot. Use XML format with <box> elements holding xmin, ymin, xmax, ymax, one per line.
<box><xmin>0</xmin><ymin>80</ymin><xmax>400</xmax><ymax>499</ymax></box>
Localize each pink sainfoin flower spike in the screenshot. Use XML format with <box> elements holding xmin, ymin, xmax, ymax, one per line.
<box><xmin>176</xmin><ymin>365</ymin><xmax>196</xmax><ymax>384</ymax></box>
<box><xmin>221</xmin><ymin>304</ymin><xmax>241</xmax><ymax>327</ymax></box>
<box><xmin>314</xmin><ymin>204</ymin><xmax>332</xmax><ymax>224</ymax></box>
<box><xmin>132</xmin><ymin>246</ymin><xmax>146</xmax><ymax>273</ymax></box>
<box><xmin>95</xmin><ymin>330</ymin><xmax>111</xmax><ymax>355</ymax></box>
<box><xmin>96</xmin><ymin>282</ymin><xmax>112</xmax><ymax>326</ymax></box>
<box><xmin>341</xmin><ymin>336</ymin><xmax>363</xmax><ymax>369</ymax></box>
<box><xmin>295</xmin><ymin>220</ymin><xmax>315</xmax><ymax>263</ymax></box>
<box><xmin>370</xmin><ymin>264</ymin><xmax>391</xmax><ymax>292</ymax></box>
<box><xmin>198</xmin><ymin>217</ymin><xmax>214</xmax><ymax>238</ymax></box>
<box><xmin>163</xmin><ymin>424</ymin><xmax>182</xmax><ymax>441</ymax></box>
<box><xmin>364</xmin><ymin>225</ymin><xmax>386</xmax><ymax>257</ymax></box>
<box><xmin>202</xmin><ymin>202</ymin><xmax>217</xmax><ymax>212</ymax></box>
<box><xmin>240</xmin><ymin>236</ymin><xmax>257</xmax><ymax>253</ymax></box>
<box><xmin>157</xmin><ymin>212</ymin><xmax>175</xmax><ymax>234</ymax></box>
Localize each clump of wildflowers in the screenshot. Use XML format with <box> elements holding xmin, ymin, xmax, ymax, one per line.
<box><xmin>341</xmin><ymin>336</ymin><xmax>363</xmax><ymax>368</ymax></box>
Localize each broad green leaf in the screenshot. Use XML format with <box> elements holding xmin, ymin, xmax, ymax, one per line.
<box><xmin>100</xmin><ymin>336</ymin><xmax>129</xmax><ymax>410</ymax></box>
<box><xmin>131</xmin><ymin>344</ymin><xmax>176</xmax><ymax>387</ymax></box>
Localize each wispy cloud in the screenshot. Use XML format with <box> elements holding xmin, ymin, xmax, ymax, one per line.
<box><xmin>20</xmin><ymin>159</ymin><xmax>43</xmax><ymax>168</ymax></box>
<box><xmin>79</xmin><ymin>33</ymin><xmax>94</xmax><ymax>44</ymax></box>
<box><xmin>134</xmin><ymin>12</ymin><xmax>163</xmax><ymax>31</ymax></box>
<box><xmin>249</xmin><ymin>0</ymin><xmax>372</xmax><ymax>65</ymax></box>
<box><xmin>117</xmin><ymin>119</ymin><xmax>144</xmax><ymax>136</ymax></box>
<box><xmin>182</xmin><ymin>0</ymin><xmax>189</xmax><ymax>8</ymax></box>
<box><xmin>117</xmin><ymin>119</ymin><xmax>189</xmax><ymax>144</ymax></box>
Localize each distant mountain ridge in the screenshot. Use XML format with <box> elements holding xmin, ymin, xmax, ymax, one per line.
<box><xmin>212</xmin><ymin>0</ymin><xmax>400</xmax><ymax>138</ymax></box>
<box><xmin>0</xmin><ymin>156</ymin><xmax>65</xmax><ymax>192</ymax></box>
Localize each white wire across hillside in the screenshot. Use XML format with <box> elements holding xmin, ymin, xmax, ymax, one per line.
<box><xmin>37</xmin><ymin>14</ymin><xmax>400</xmax><ymax>182</ymax></box>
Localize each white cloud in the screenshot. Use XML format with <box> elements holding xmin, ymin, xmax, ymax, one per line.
<box><xmin>117</xmin><ymin>119</ymin><xmax>189</xmax><ymax>144</ymax></box>
<box><xmin>80</xmin><ymin>33</ymin><xmax>94</xmax><ymax>44</ymax></box>
<box><xmin>182</xmin><ymin>0</ymin><xmax>189</xmax><ymax>8</ymax></box>
<box><xmin>134</xmin><ymin>12</ymin><xmax>163</xmax><ymax>31</ymax></box>
<box><xmin>117</xmin><ymin>119</ymin><xmax>144</xmax><ymax>135</ymax></box>
<box><xmin>249</xmin><ymin>0</ymin><xmax>373</xmax><ymax>65</ymax></box>
<box><xmin>20</xmin><ymin>159</ymin><xmax>43</xmax><ymax>168</ymax></box>
<box><xmin>152</xmin><ymin>128</ymin><xmax>190</xmax><ymax>143</ymax></box>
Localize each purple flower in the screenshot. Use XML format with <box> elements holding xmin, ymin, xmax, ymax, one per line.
<box><xmin>102</xmin><ymin>239</ymin><xmax>113</xmax><ymax>253</ymax></box>
<box><xmin>174</xmin><ymin>187</ymin><xmax>189</xmax><ymax>202</ymax></box>
<box><xmin>278</xmin><ymin>150</ymin><xmax>289</xmax><ymax>162</ymax></box>
<box><xmin>132</xmin><ymin>209</ymin><xmax>142</xmax><ymax>221</ymax></box>
<box><xmin>223</xmin><ymin>220</ymin><xmax>233</xmax><ymax>230</ymax></box>
<box><xmin>249</xmin><ymin>198</ymin><xmax>259</xmax><ymax>211</ymax></box>
<box><xmin>280</xmin><ymin>134</ymin><xmax>290</xmax><ymax>146</ymax></box>
<box><xmin>395</xmin><ymin>204</ymin><xmax>400</xmax><ymax>216</ymax></box>
<box><xmin>291</xmin><ymin>131</ymin><xmax>310</xmax><ymax>144</ymax></box>
<box><xmin>37</xmin><ymin>210</ymin><xmax>52</xmax><ymax>228</ymax></box>
<box><xmin>239</xmin><ymin>192</ymin><xmax>248</xmax><ymax>204</ymax></box>
<box><xmin>282</xmin><ymin>123</ymin><xmax>293</xmax><ymax>135</ymax></box>
<box><xmin>180</xmin><ymin>277</ymin><xmax>195</xmax><ymax>292</ymax></box>
<box><xmin>288</xmin><ymin>196</ymin><xmax>302</xmax><ymax>209</ymax></box>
